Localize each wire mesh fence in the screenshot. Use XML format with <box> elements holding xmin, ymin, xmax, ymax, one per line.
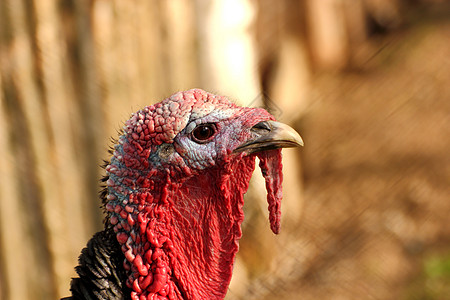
<box><xmin>1</xmin><ymin>1</ymin><xmax>449</xmax><ymax>299</ymax></box>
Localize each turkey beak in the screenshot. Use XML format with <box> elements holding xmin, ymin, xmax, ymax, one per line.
<box><xmin>233</xmin><ymin>120</ymin><xmax>304</xmax><ymax>154</ymax></box>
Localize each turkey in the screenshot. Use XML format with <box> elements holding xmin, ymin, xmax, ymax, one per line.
<box><xmin>64</xmin><ymin>89</ymin><xmax>303</xmax><ymax>300</ymax></box>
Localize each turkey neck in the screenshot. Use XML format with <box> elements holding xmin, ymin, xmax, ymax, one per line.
<box><xmin>106</xmin><ymin>155</ymin><xmax>256</xmax><ymax>300</ymax></box>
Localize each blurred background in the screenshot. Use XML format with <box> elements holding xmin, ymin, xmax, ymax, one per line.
<box><xmin>1</xmin><ymin>0</ymin><xmax>449</xmax><ymax>299</ymax></box>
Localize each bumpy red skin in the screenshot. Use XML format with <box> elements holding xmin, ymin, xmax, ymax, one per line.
<box><xmin>104</xmin><ymin>89</ymin><xmax>283</xmax><ymax>300</ymax></box>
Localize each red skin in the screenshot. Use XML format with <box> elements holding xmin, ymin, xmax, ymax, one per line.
<box><xmin>105</xmin><ymin>89</ymin><xmax>283</xmax><ymax>300</ymax></box>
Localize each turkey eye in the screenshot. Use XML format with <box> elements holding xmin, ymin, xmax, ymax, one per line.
<box><xmin>192</xmin><ymin>124</ymin><xmax>216</xmax><ymax>143</ymax></box>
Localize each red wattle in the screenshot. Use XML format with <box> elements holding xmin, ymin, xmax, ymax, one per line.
<box><xmin>257</xmin><ymin>149</ymin><xmax>283</xmax><ymax>234</ymax></box>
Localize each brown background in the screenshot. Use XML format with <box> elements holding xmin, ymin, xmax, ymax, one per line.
<box><xmin>1</xmin><ymin>0</ymin><xmax>449</xmax><ymax>299</ymax></box>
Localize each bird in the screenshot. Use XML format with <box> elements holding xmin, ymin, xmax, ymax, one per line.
<box><xmin>63</xmin><ymin>88</ymin><xmax>303</xmax><ymax>300</ymax></box>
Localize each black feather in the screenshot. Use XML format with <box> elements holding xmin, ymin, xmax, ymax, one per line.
<box><xmin>62</xmin><ymin>228</ymin><xmax>131</xmax><ymax>300</ymax></box>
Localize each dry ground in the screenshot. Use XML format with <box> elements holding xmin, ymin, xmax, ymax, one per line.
<box><xmin>257</xmin><ymin>5</ymin><xmax>450</xmax><ymax>300</ymax></box>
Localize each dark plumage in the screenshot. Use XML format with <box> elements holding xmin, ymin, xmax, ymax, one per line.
<box><xmin>66</xmin><ymin>229</ymin><xmax>130</xmax><ymax>300</ymax></box>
